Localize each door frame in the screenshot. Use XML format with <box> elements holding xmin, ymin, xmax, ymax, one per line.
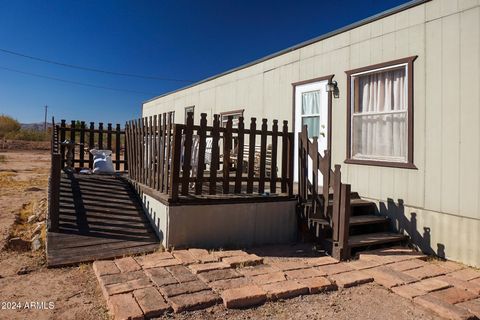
<box><xmin>291</xmin><ymin>75</ymin><xmax>334</xmax><ymax>182</ymax></box>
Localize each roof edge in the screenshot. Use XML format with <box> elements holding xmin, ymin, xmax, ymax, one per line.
<box><xmin>143</xmin><ymin>0</ymin><xmax>430</xmax><ymax>105</ymax></box>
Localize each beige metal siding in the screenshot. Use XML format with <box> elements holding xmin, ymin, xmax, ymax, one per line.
<box><xmin>143</xmin><ymin>0</ymin><xmax>480</xmax><ymax>266</ymax></box>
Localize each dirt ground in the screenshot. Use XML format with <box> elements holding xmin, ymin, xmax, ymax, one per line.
<box><xmin>0</xmin><ymin>147</ymin><xmax>439</xmax><ymax>320</ymax></box>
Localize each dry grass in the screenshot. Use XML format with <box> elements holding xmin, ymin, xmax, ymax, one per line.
<box><xmin>9</xmin><ymin>202</ymin><xmax>34</xmax><ymax>239</ymax></box>
<box><xmin>0</xmin><ymin>171</ymin><xmax>46</xmax><ymax>193</ymax></box>
<box><xmin>0</xmin><ymin>154</ymin><xmax>5</xmax><ymax>162</ymax></box>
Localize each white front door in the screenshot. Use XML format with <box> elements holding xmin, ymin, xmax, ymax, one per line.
<box><xmin>294</xmin><ymin>80</ymin><xmax>329</xmax><ymax>183</ymax></box>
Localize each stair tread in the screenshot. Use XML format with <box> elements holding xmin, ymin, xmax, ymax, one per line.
<box><xmin>327</xmin><ymin>198</ymin><xmax>374</xmax><ymax>207</ymax></box>
<box><xmin>348</xmin><ymin>232</ymin><xmax>407</xmax><ymax>248</ymax></box>
<box><xmin>349</xmin><ymin>215</ymin><xmax>388</xmax><ymax>226</ymax></box>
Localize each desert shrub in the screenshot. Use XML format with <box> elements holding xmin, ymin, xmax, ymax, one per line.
<box><xmin>0</xmin><ymin>115</ymin><xmax>21</xmax><ymax>137</ymax></box>
<box><xmin>5</xmin><ymin>129</ymin><xmax>48</xmax><ymax>141</ymax></box>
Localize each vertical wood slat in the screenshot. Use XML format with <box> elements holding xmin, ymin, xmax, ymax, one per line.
<box><xmin>288</xmin><ymin>131</ymin><xmax>294</xmax><ymax>196</ymax></box>
<box><xmin>195</xmin><ymin>113</ymin><xmax>207</xmax><ymax>195</ymax></box>
<box><xmin>70</xmin><ymin>120</ymin><xmax>76</xmax><ymax>166</ymax></box>
<box><xmin>79</xmin><ymin>121</ymin><xmax>85</xmax><ymax>167</ymax></box>
<box><xmin>135</xmin><ymin>119</ymin><xmax>142</xmax><ymax>182</ymax></box>
<box><xmin>158</xmin><ymin>113</ymin><xmax>166</xmax><ymax>192</ymax></box>
<box><xmin>338</xmin><ymin>183</ymin><xmax>351</xmax><ymax>259</ymax></box>
<box><xmin>331</xmin><ymin>165</ymin><xmax>342</xmax><ymax>242</ymax></box>
<box><xmin>209</xmin><ymin>114</ymin><xmax>220</xmax><ymax>195</ymax></box>
<box><xmin>163</xmin><ymin>113</ymin><xmax>172</xmax><ymax>193</ymax></box>
<box><xmin>281</xmin><ymin>121</ymin><xmax>288</xmax><ymax>193</ymax></box>
<box><xmin>107</xmin><ymin>123</ymin><xmax>112</xmax><ymax>151</ymax></box>
<box><xmin>152</xmin><ymin>115</ymin><xmax>158</xmax><ymax>189</ymax></box>
<box><xmin>141</xmin><ymin>118</ymin><xmax>146</xmax><ymax>185</ymax></box>
<box><xmin>234</xmin><ymin>117</ymin><xmax>245</xmax><ymax>193</ymax></box>
<box><xmin>311</xmin><ymin>137</ymin><xmax>319</xmax><ymax>216</ymax></box>
<box><xmin>258</xmin><ymin>119</ymin><xmax>267</xmax><ymax>194</ymax></box>
<box><xmin>123</xmin><ymin>123</ymin><xmax>128</xmax><ymax>171</ymax></box>
<box><xmin>322</xmin><ymin>150</ymin><xmax>331</xmax><ymax>218</ymax></box>
<box><xmin>60</xmin><ymin>120</ymin><xmax>66</xmax><ymax>167</ymax></box>
<box><xmin>98</xmin><ymin>122</ymin><xmax>104</xmax><ymax>150</ymax></box>
<box><xmin>270</xmin><ymin>120</ymin><xmax>278</xmax><ymax>194</ymax></box>
<box><xmin>115</xmin><ymin>124</ymin><xmax>121</xmax><ymax>170</ymax></box>
<box><xmin>222</xmin><ymin>116</ymin><xmax>233</xmax><ymax>194</ymax></box>
<box><xmin>247</xmin><ymin>118</ymin><xmax>256</xmax><ymax>193</ymax></box>
<box><xmin>88</xmin><ymin>122</ymin><xmax>95</xmax><ymax>168</ymax></box>
<box><xmin>181</xmin><ymin>113</ymin><xmax>194</xmax><ymax>195</ymax></box>
<box><xmin>148</xmin><ymin>116</ymin><xmax>153</xmax><ymax>188</ymax></box>
<box><xmin>170</xmin><ymin>124</ymin><xmax>183</xmax><ymax>202</ymax></box>
<box><xmin>124</xmin><ymin>122</ymin><xmax>131</xmax><ymax>177</ymax></box>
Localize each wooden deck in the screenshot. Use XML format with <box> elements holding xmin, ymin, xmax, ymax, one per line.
<box><xmin>47</xmin><ymin>173</ymin><xmax>160</xmax><ymax>267</ymax></box>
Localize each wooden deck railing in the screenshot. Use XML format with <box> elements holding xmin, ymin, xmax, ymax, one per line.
<box><xmin>57</xmin><ymin>119</ymin><xmax>127</xmax><ymax>170</ymax></box>
<box><xmin>125</xmin><ymin>112</ymin><xmax>295</xmax><ymax>202</ymax></box>
<box><xmin>298</xmin><ymin>126</ymin><xmax>351</xmax><ymax>260</ymax></box>
<box><xmin>48</xmin><ymin>118</ymin><xmax>61</xmax><ymax>232</ymax></box>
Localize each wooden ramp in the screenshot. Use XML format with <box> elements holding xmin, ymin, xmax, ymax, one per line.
<box><xmin>47</xmin><ymin>173</ymin><xmax>160</xmax><ymax>267</ymax></box>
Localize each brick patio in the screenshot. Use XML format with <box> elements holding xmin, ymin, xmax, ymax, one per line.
<box><xmin>93</xmin><ymin>246</ymin><xmax>480</xmax><ymax>320</ymax></box>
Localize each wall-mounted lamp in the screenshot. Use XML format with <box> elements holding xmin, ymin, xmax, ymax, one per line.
<box><xmin>326</xmin><ymin>80</ymin><xmax>340</xmax><ymax>99</ymax></box>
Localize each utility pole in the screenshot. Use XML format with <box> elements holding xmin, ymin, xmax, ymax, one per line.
<box><xmin>44</xmin><ymin>105</ymin><xmax>48</xmax><ymax>132</ymax></box>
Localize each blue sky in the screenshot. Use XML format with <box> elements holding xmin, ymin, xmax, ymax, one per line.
<box><xmin>0</xmin><ymin>0</ymin><xmax>410</xmax><ymax>124</ymax></box>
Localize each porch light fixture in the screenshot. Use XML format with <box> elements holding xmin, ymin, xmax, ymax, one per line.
<box><xmin>326</xmin><ymin>80</ymin><xmax>339</xmax><ymax>99</ymax></box>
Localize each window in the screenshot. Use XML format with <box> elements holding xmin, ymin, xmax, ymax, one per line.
<box><xmin>345</xmin><ymin>56</ymin><xmax>416</xmax><ymax>168</ymax></box>
<box><xmin>220</xmin><ymin>109</ymin><xmax>244</xmax><ymax>128</ymax></box>
<box><xmin>184</xmin><ymin>106</ymin><xmax>194</xmax><ymax>123</ymax></box>
<box><xmin>301</xmin><ymin>90</ymin><xmax>322</xmax><ymax>139</ymax></box>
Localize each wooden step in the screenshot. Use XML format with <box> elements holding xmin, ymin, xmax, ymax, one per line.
<box><xmin>349</xmin><ymin>215</ymin><xmax>388</xmax><ymax>226</ymax></box>
<box><xmin>348</xmin><ymin>232</ymin><xmax>408</xmax><ymax>248</ymax></box>
<box><xmin>308</xmin><ymin>214</ymin><xmax>387</xmax><ymax>227</ymax></box>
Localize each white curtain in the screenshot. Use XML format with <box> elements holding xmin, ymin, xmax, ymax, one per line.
<box><xmin>352</xmin><ymin>68</ymin><xmax>407</xmax><ymax>161</ymax></box>
<box><xmin>302</xmin><ymin>91</ymin><xmax>320</xmax><ymax>138</ymax></box>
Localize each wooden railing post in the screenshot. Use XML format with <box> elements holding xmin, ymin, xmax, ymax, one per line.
<box><xmin>182</xmin><ymin>113</ymin><xmax>194</xmax><ymax>195</ymax></box>
<box><xmin>209</xmin><ymin>115</ymin><xmax>220</xmax><ymax>195</ymax></box>
<box><xmin>48</xmin><ymin>153</ymin><xmax>61</xmax><ymax>232</ymax></box>
<box><xmin>331</xmin><ymin>164</ymin><xmax>342</xmax><ymax>242</ymax></box>
<box><xmin>170</xmin><ymin>124</ymin><xmax>183</xmax><ymax>202</ymax></box>
<box><xmin>338</xmin><ymin>183</ymin><xmax>351</xmax><ymax>260</ymax></box>
<box><xmin>270</xmin><ymin>120</ymin><xmax>278</xmax><ymax>194</ymax></box>
<box><xmin>246</xmin><ymin>118</ymin><xmax>256</xmax><ymax>193</ymax></box>
<box><xmin>222</xmin><ymin>116</ymin><xmax>233</xmax><ymax>194</ymax></box>
<box><xmin>258</xmin><ymin>119</ymin><xmax>267</xmax><ymax>194</ymax></box>
<box><xmin>195</xmin><ymin>113</ymin><xmax>208</xmax><ymax>195</ymax></box>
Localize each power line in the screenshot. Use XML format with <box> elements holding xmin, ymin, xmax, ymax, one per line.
<box><xmin>0</xmin><ymin>65</ymin><xmax>157</xmax><ymax>95</ymax></box>
<box><xmin>0</xmin><ymin>47</ymin><xmax>194</xmax><ymax>83</ymax></box>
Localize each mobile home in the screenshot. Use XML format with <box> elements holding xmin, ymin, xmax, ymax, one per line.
<box><xmin>143</xmin><ymin>0</ymin><xmax>480</xmax><ymax>267</ymax></box>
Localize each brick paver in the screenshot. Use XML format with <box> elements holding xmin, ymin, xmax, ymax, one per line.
<box><xmin>329</xmin><ymin>271</ymin><xmax>374</xmax><ymax>288</ymax></box>
<box><xmin>457</xmin><ymin>298</ymin><xmax>480</xmax><ymax>318</ymax></box>
<box><xmin>159</xmin><ymin>280</ymin><xmax>210</xmax><ymax>298</ymax></box>
<box><xmin>410</xmin><ymin>277</ymin><xmax>452</xmax><ymax>292</ymax></box>
<box><xmin>133</xmin><ymin>287</ymin><xmax>171</xmax><ymax>317</ymax></box>
<box><xmin>212</xmin><ymin>250</ymin><xmax>248</xmax><ymax>259</ymax></box>
<box><xmin>222</xmin><ymin>254</ymin><xmax>263</xmax><ymax>267</ymax></box>
<box><xmin>104</xmin><ymin>277</ymin><xmax>152</xmax><ymax>296</ymax></box>
<box><xmin>93</xmin><ymin>246</ymin><xmax>480</xmax><ymax>320</ymax></box>
<box><xmin>189</xmin><ymin>262</ymin><xmax>230</xmax><ymax>274</ymax></box>
<box><xmin>389</xmin><ymin>259</ymin><xmax>427</xmax><ymax>272</ymax></box>
<box><xmin>137</xmin><ymin>255</ymin><xmax>182</xmax><ymax>269</ymax></box>
<box><xmin>210</xmin><ymin>277</ymin><xmax>252</xmax><ymax>291</ymax></box>
<box><xmin>285</xmin><ymin>267</ymin><xmax>327</xmax><ymax>280</ymax></box>
<box><xmin>365</xmin><ymin>266</ymin><xmax>418</xmax><ymax>288</ymax></box>
<box><xmin>172</xmin><ymin>250</ymin><xmax>198</xmax><ymax>265</ymax></box>
<box><xmin>304</xmin><ymin>256</ymin><xmax>339</xmax><ymax>267</ymax></box>
<box><xmin>403</xmin><ymin>264</ymin><xmax>448</xmax><ymax>280</ymax></box>
<box><xmin>250</xmin><ymin>271</ymin><xmax>286</xmax><ymax>285</ymax></box>
<box><xmin>238</xmin><ymin>264</ymin><xmax>278</xmax><ymax>276</ymax></box>
<box><xmin>414</xmin><ymin>294</ymin><xmax>477</xmax><ymax>320</ymax></box>
<box><xmin>430</xmin><ymin>287</ymin><xmax>478</xmax><ymax>304</ymax></box>
<box><xmin>391</xmin><ymin>284</ymin><xmax>426</xmax><ymax>300</ymax></box>
<box><xmin>318</xmin><ymin>262</ymin><xmax>354</xmax><ymax>275</ymax></box>
<box><xmin>348</xmin><ymin>259</ymin><xmax>384</xmax><ymax>270</ymax></box>
<box><xmin>166</xmin><ymin>265</ymin><xmax>198</xmax><ymax>283</ymax></box>
<box><xmin>436</xmin><ymin>275</ymin><xmax>480</xmax><ymax>295</ymax></box>
<box><xmin>108</xmin><ymin>293</ymin><xmax>144</xmax><ymax>320</ymax></box>
<box><xmin>449</xmin><ymin>268</ymin><xmax>480</xmax><ymax>281</ymax></box>
<box><xmin>197</xmin><ymin>268</ymin><xmax>242</xmax><ymax>283</ymax></box>
<box><xmin>188</xmin><ymin>248</ymin><xmax>218</xmax><ymax>263</ymax></box>
<box><xmin>115</xmin><ymin>257</ymin><xmax>142</xmax><ymax>273</ymax></box>
<box><xmin>297</xmin><ymin>276</ymin><xmax>337</xmax><ymax>294</ymax></box>
<box><xmin>221</xmin><ymin>285</ymin><xmax>267</xmax><ymax>308</ymax></box>
<box><xmin>168</xmin><ymin>290</ymin><xmax>221</xmax><ymax>313</ymax></box>
<box><xmin>271</xmin><ymin>260</ymin><xmax>310</xmax><ymax>271</ymax></box>
<box><xmin>262</xmin><ymin>280</ymin><xmax>309</xmax><ymax>300</ymax></box>
<box><xmin>93</xmin><ymin>260</ymin><xmax>120</xmax><ymax>277</ymax></box>
<box><xmin>144</xmin><ymin>267</ymin><xmax>178</xmax><ymax>287</ymax></box>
